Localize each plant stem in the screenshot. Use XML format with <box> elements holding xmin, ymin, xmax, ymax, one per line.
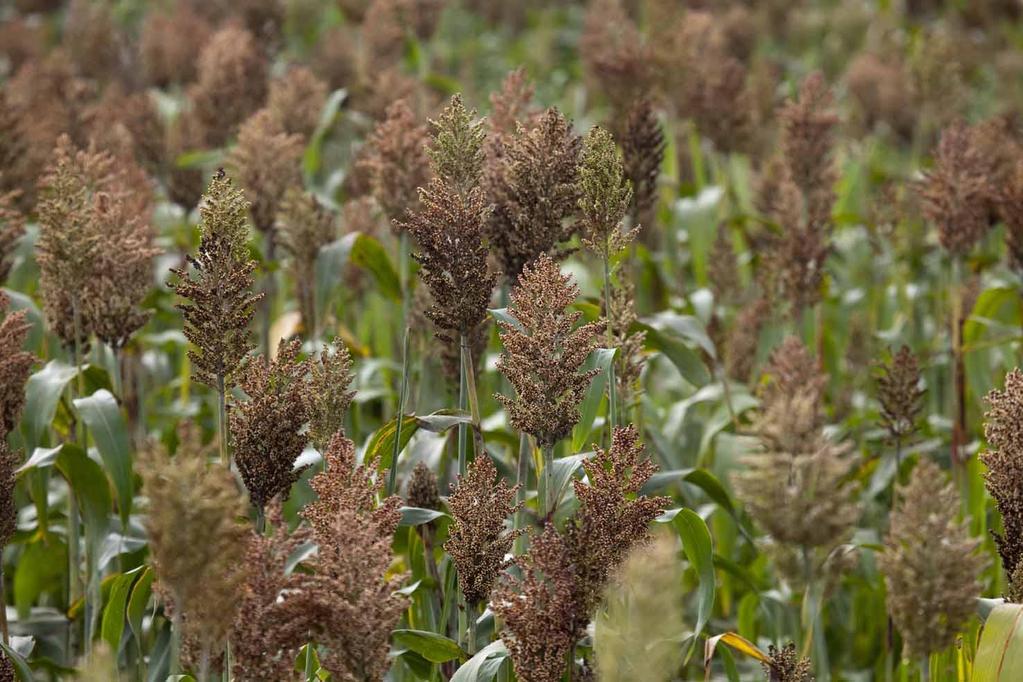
<box><xmin>515</xmin><ymin>432</ymin><xmax>530</xmax><ymax>553</ymax></box>
<box><xmin>0</xmin><ymin>566</ymin><xmax>8</xmax><ymax>645</ymax></box>
<box><xmin>170</xmin><ymin>613</ymin><xmax>182</xmax><ymax>675</ymax></box>
<box><xmin>461</xmin><ymin>333</ymin><xmax>485</xmax><ymax>461</ymax></box>
<box><xmin>70</xmin><ymin>298</ymin><xmax>86</xmax><ymax>657</ymax></box>
<box><xmin>388</xmin><ymin>328</ymin><xmax>411</xmax><ymax>496</ymax></box>
<box><xmin>950</xmin><ymin>256</ymin><xmax>965</xmax><ymax>477</ymax></box>
<box><xmin>216</xmin><ymin>374</ymin><xmax>228</xmax><ymax>467</ymax></box>
<box><xmin>254</xmin><ymin>504</ymin><xmax>265</xmax><ymax>534</ymax></box>
<box><xmin>457</xmin><ymin>336</ymin><xmax>468</xmax><ymax>478</ymax></box>
<box><xmin>602</xmin><ymin>256</ymin><xmax>617</xmax><ymax>437</ymax></box>
<box><xmin>467</xmin><ymin>604</ymin><xmax>477</xmax><ymax>655</ymax></box>
<box><xmin>261</xmin><ymin>238</ymin><xmax>276</xmax><ymax>360</ymax></box>
<box><xmin>542</xmin><ymin>443</ymin><xmax>555</xmax><ymax>522</ymax></box>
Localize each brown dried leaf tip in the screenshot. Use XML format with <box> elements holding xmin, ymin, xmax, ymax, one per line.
<box><xmin>981</xmin><ymin>368</ymin><xmax>1023</xmax><ymax>598</ymax></box>
<box><xmin>875</xmin><ymin>345</ymin><xmax>925</xmax><ymax>445</ymax></box>
<box><xmin>496</xmin><ymin>254</ymin><xmax>604</xmax><ymax>447</ymax></box>
<box><xmin>487</xmin><ymin>107</ymin><xmax>581</xmax><ymax>281</ymax></box>
<box><xmin>445</xmin><ymin>455</ymin><xmax>523</xmax><ymax>608</ymax></box>
<box><xmin>231</xmin><ymin>339</ymin><xmax>310</xmax><ymax>510</ymax></box>
<box><xmin>918</xmin><ymin>120</ymin><xmax>992</xmax><ymax>256</ymax></box>
<box><xmin>169</xmin><ymin>170</ymin><xmax>263</xmax><ymax>391</ymax></box>
<box><xmin>141</xmin><ymin>434</ymin><xmax>249</xmax><ymax>664</ymax></box>
<box><xmin>879</xmin><ymin>458</ymin><xmax>986</xmax><ymax>658</ymax></box>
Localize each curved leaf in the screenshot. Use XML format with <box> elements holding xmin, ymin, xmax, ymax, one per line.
<box><xmin>127</xmin><ymin>567</ymin><xmax>153</xmax><ymax>645</ymax></box>
<box><xmin>974</xmin><ymin>602</ymin><xmax>1023</xmax><ymax>681</ymax></box>
<box><xmin>392</xmin><ymin>629</ymin><xmax>464</xmax><ymax>663</ymax></box>
<box><xmin>673</xmin><ymin>508</ymin><xmax>716</xmax><ymax>658</ymax></box>
<box><xmin>350</xmin><ymin>234</ymin><xmax>401</xmax><ymax>302</ymax></box>
<box><xmin>102</xmin><ymin>569</ymin><xmax>141</xmax><ymax>652</ymax></box>
<box><xmin>571</xmin><ymin>348</ymin><xmax>617</xmax><ymax>452</ymax></box>
<box><xmin>22</xmin><ymin>361</ymin><xmax>78</xmax><ymax>448</ymax></box>
<box><xmin>73</xmin><ymin>389</ymin><xmax>133</xmax><ymax>524</ymax></box>
<box><xmin>451</xmin><ymin>640</ymin><xmax>509</xmax><ymax>682</ymax></box>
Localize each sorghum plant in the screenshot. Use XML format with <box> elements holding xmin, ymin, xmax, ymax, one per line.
<box><xmin>169</xmin><ymin>170</ymin><xmax>262</xmax><ymax>465</ymax></box>
<box><xmin>982</xmin><ymin>368</ymin><xmax>1023</xmax><ymax>600</ymax></box>
<box><xmin>496</xmin><ymin>253</ymin><xmax>603</xmax><ymax>517</ymax></box>
<box><xmin>276</xmin><ymin>188</ymin><xmax>338</xmax><ymax>338</ymax></box>
<box><xmin>879</xmin><ymin>458</ymin><xmax>987</xmax><ymax>660</ymax></box>
<box><xmin>303</xmin><ymin>337</ymin><xmax>356</xmax><ymax>451</ymax></box>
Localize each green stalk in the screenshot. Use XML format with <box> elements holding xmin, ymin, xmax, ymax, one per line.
<box><xmin>254</xmin><ymin>504</ymin><xmax>266</xmax><ymax>534</ymax></box>
<box><xmin>304</xmin><ymin>644</ymin><xmax>315</xmax><ymax>680</ymax></box>
<box><xmin>216</xmin><ymin>374</ymin><xmax>228</xmax><ymax>467</ymax></box>
<box><xmin>461</xmin><ymin>334</ymin><xmax>485</xmax><ymax>461</ymax></box>
<box><xmin>170</xmin><ymin>613</ymin><xmax>182</xmax><ymax>676</ymax></box>
<box><xmin>0</xmin><ymin>566</ymin><xmax>8</xmax><ymax>645</ymax></box>
<box><xmin>466</xmin><ymin>603</ymin><xmax>478</xmax><ymax>655</ymax></box>
<box><xmin>514</xmin><ymin>432</ymin><xmax>530</xmax><ymax>554</ymax></box>
<box><xmin>70</xmin><ymin>298</ymin><xmax>86</xmax><ymax>656</ymax></box>
<box><xmin>542</xmin><ymin>443</ymin><xmax>555</xmax><ymax>522</ymax></box>
<box><xmin>602</xmin><ymin>255</ymin><xmax>618</xmax><ymax>436</ymax></box>
<box><xmin>457</xmin><ymin>339</ymin><xmax>468</xmax><ymax>477</ymax></box>
<box><xmin>387</xmin><ymin>328</ymin><xmax>411</xmax><ymax>496</ymax></box>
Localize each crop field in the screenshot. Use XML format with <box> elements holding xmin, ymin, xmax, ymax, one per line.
<box><xmin>4</xmin><ymin>0</ymin><xmax>1023</xmax><ymax>680</ymax></box>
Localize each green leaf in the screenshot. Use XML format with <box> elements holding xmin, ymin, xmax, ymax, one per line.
<box><xmin>368</xmin><ymin>410</ymin><xmax>473</xmax><ymax>471</ymax></box>
<box><xmin>15</xmin><ymin>445</ymin><xmax>63</xmax><ymax>474</ymax></box>
<box><xmin>644</xmin><ymin>468</ymin><xmax>735</xmax><ymax>515</ymax></box>
<box><xmin>127</xmin><ymin>567</ymin><xmax>154</xmax><ymax>645</ymax></box>
<box><xmin>304</xmin><ymin>88</ymin><xmax>347</xmax><ymax>176</ymax></box>
<box><xmin>0</xmin><ymin>638</ymin><xmax>34</xmax><ymax>682</ymax></box>
<box><xmin>14</xmin><ymin>537</ymin><xmax>65</xmax><ymax>619</ymax></box>
<box><xmin>366</xmin><ymin>415</ymin><xmax>418</xmax><ymax>472</ymax></box>
<box><xmin>973</xmin><ymin>602</ymin><xmax>1023</xmax><ymax>681</ymax></box>
<box><xmin>22</xmin><ymin>361</ymin><xmax>78</xmax><ymax>448</ymax></box>
<box><xmin>56</xmin><ymin>443</ymin><xmax>112</xmax><ymax>545</ymax></box>
<box><xmin>537</xmin><ymin>454</ymin><xmax>588</xmax><ymax>512</ymax></box>
<box><xmin>102</xmin><ymin>569</ymin><xmax>142</xmax><ymax>652</ymax></box>
<box><xmin>451</xmin><ymin>640</ymin><xmax>509</xmax><ymax>682</ymax></box>
<box><xmin>571</xmin><ymin>348</ymin><xmax>616</xmax><ymax>452</ymax></box>
<box><xmin>639</xmin><ymin>324</ymin><xmax>710</xmax><ymax>387</ymax></box>
<box><xmin>73</xmin><ymin>389</ymin><xmax>133</xmax><ymax>524</ymax></box>
<box><xmin>964</xmin><ymin>287</ymin><xmax>1021</xmax><ymax>345</ymax></box>
<box><xmin>392</xmin><ymin>629</ymin><xmax>464</xmax><ymax>663</ymax></box>
<box><xmin>398</xmin><ymin>506</ymin><xmax>449</xmax><ymax>527</ymax></box>
<box><xmin>350</xmin><ymin>234</ymin><xmax>402</xmax><ymax>302</ymax></box>
<box><xmin>669</xmin><ymin>509</ymin><xmax>716</xmax><ymax>658</ymax></box>
<box><xmin>315</xmin><ymin>235</ymin><xmax>357</xmax><ymax>324</ymax></box>
<box><xmin>174</xmin><ymin>148</ymin><xmax>223</xmax><ymax>169</ymax></box>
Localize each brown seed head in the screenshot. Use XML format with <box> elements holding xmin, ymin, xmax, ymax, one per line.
<box><xmin>981</xmin><ymin>368</ymin><xmax>1023</xmax><ymax>583</ymax></box>
<box><xmin>579</xmin><ymin>0</ymin><xmax>654</xmax><ymax>114</ymax></box>
<box><xmin>493</xmin><ymin>524</ymin><xmax>579</xmax><ymax>682</ymax></box>
<box><xmin>141</xmin><ymin>438</ymin><xmax>249</xmax><ymax>657</ymax></box>
<box><xmin>276</xmin><ymin>188</ymin><xmax>338</xmax><ymax>333</ymax></box>
<box><xmin>168</xmin><ymin>171</ymin><xmax>262</xmax><ymax>390</ymax></box>
<box><xmin>918</xmin><ymin>120</ymin><xmax>992</xmax><ymax>256</ymax></box>
<box><xmin>0</xmin><ymin>435</ymin><xmax>20</xmax><ymax>549</ymax></box>
<box><xmin>304</xmin><ymin>338</ymin><xmax>356</xmax><ymax>450</ymax></box>
<box><xmin>140</xmin><ymin>3</ymin><xmax>213</xmax><ymax>88</ymax></box>
<box><xmin>231</xmin><ymin>338</ymin><xmax>310</xmax><ymax>509</ymax></box>
<box><xmin>267</xmin><ymin>66</ymin><xmax>329</xmax><ymax>140</ymax></box>
<box><xmin>879</xmin><ymin>458</ymin><xmax>987</xmax><ymax>658</ymax></box>
<box><xmin>445</xmin><ymin>455</ymin><xmax>523</xmax><ymax>607</ymax></box>
<box><xmin>227</xmin><ymin>109</ymin><xmax>305</xmax><ymax>237</ymax></box>
<box><xmin>189</xmin><ymin>26</ymin><xmax>268</xmax><ymax>147</ymax></box>
<box><xmin>604</xmin><ymin>276</ymin><xmax>646</xmax><ymax>409</ymax></box>
<box><xmin>0</xmin><ymin>192</ymin><xmax>24</xmax><ymax>287</ymax></box>
<box><xmin>64</xmin><ymin>0</ymin><xmax>123</xmax><ymax>82</ymax></box>
<box><xmin>487</xmin><ymin>107</ymin><xmax>581</xmax><ymax>281</ymax></box>
<box><xmin>763</xmin><ymin>643</ymin><xmax>814</xmax><ymax>682</ymax></box>
<box><xmin>399</xmin><ymin>180</ymin><xmax>496</xmax><ymax>338</ymax></box>
<box><xmin>360</xmin><ymin>99</ymin><xmax>431</xmax><ymax>223</ymax></box>
<box><xmin>620</xmin><ymin>98</ymin><xmax>664</xmax><ymax>229</ymax></box>
<box><xmin>406</xmin><ymin>461</ymin><xmax>441</xmax><ymax>511</ymax></box>
<box><xmin>496</xmin><ymin>254</ymin><xmax>604</xmax><ymax>446</ymax></box>
<box><xmin>875</xmin><ymin>346</ymin><xmax>925</xmax><ymax>445</ymax></box>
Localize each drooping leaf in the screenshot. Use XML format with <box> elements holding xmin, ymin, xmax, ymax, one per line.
<box><xmin>73</xmin><ymin>389</ymin><xmax>133</xmax><ymax>524</ymax></box>
<box><xmin>102</xmin><ymin>569</ymin><xmax>142</xmax><ymax>652</ymax></box>
<box><xmin>451</xmin><ymin>640</ymin><xmax>509</xmax><ymax>682</ymax></box>
<box><xmin>22</xmin><ymin>361</ymin><xmax>78</xmax><ymax>447</ymax></box>
<box><xmin>973</xmin><ymin>602</ymin><xmax>1023</xmax><ymax>681</ymax></box>
<box><xmin>571</xmin><ymin>348</ymin><xmax>616</xmax><ymax>452</ymax></box>
<box><xmin>350</xmin><ymin>234</ymin><xmax>402</xmax><ymax>302</ymax></box>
